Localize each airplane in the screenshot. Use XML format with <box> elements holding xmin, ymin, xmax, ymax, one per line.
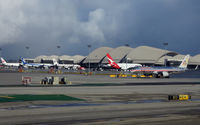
<box><xmin>130</xmin><ymin>54</ymin><xmax>190</xmax><ymax>78</ymax></box>
<box><xmin>53</xmin><ymin>59</ymin><xmax>81</xmax><ymax>70</ymax></box>
<box><xmin>21</xmin><ymin>58</ymin><xmax>54</xmax><ymax>69</ymax></box>
<box><xmin>106</xmin><ymin>53</ymin><xmax>142</xmax><ymax>70</ymax></box>
<box><xmin>0</xmin><ymin>57</ymin><xmax>20</xmax><ymax>67</ymax></box>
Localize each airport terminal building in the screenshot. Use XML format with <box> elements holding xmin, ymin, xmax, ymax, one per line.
<box><xmin>26</xmin><ymin>45</ymin><xmax>200</xmax><ymax>70</ymax></box>
<box><xmin>81</xmin><ymin>46</ymin><xmax>200</xmax><ymax>69</ymax></box>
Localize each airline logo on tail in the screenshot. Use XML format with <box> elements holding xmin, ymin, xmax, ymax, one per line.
<box><xmin>1</xmin><ymin>58</ymin><xmax>7</xmax><ymax>65</ymax></box>
<box><xmin>106</xmin><ymin>53</ymin><xmax>121</xmax><ymax>69</ymax></box>
<box><xmin>21</xmin><ymin>58</ymin><xmax>27</xmax><ymax>65</ymax></box>
<box><xmin>179</xmin><ymin>54</ymin><xmax>190</xmax><ymax>69</ymax></box>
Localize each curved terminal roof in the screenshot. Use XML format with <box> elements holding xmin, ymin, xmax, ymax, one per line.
<box><xmin>71</xmin><ymin>55</ymin><xmax>85</xmax><ymax>63</ymax></box>
<box><xmin>101</xmin><ymin>46</ymin><xmax>134</xmax><ymax>63</ymax></box>
<box><xmin>84</xmin><ymin>47</ymin><xmax>113</xmax><ymax>63</ymax></box>
<box><xmin>126</xmin><ymin>46</ymin><xmax>178</xmax><ymax>64</ymax></box>
<box><xmin>33</xmin><ymin>46</ymin><xmax>200</xmax><ymax>66</ymax></box>
<box><xmin>193</xmin><ymin>54</ymin><xmax>200</xmax><ymax>61</ymax></box>
<box><xmin>189</xmin><ymin>55</ymin><xmax>200</xmax><ymax>65</ymax></box>
<box><xmin>170</xmin><ymin>55</ymin><xmax>200</xmax><ymax>65</ymax></box>
<box><xmin>156</xmin><ymin>54</ymin><xmax>200</xmax><ymax>65</ymax></box>
<box><xmin>34</xmin><ymin>55</ymin><xmax>48</xmax><ymax>62</ymax></box>
<box><xmin>34</xmin><ymin>55</ymin><xmax>85</xmax><ymax>63</ymax></box>
<box><xmin>156</xmin><ymin>55</ymin><xmax>173</xmax><ymax>65</ymax></box>
<box><xmin>42</xmin><ymin>55</ymin><xmax>59</xmax><ymax>60</ymax></box>
<box><xmin>156</xmin><ymin>54</ymin><xmax>185</xmax><ymax>65</ymax></box>
<box><xmin>59</xmin><ymin>55</ymin><xmax>72</xmax><ymax>60</ymax></box>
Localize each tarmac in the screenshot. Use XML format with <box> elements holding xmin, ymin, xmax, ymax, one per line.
<box><xmin>0</xmin><ymin>70</ymin><xmax>200</xmax><ymax>86</ymax></box>
<box><xmin>0</xmin><ymin>85</ymin><xmax>200</xmax><ymax>125</ymax></box>
<box><xmin>0</xmin><ymin>70</ymin><xmax>199</xmax><ymax>124</ymax></box>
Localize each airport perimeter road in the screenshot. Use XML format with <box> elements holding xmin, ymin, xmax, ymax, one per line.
<box><xmin>0</xmin><ymin>98</ymin><xmax>199</xmax><ymax>125</ymax></box>
<box><xmin>0</xmin><ymin>85</ymin><xmax>199</xmax><ymax>95</ymax></box>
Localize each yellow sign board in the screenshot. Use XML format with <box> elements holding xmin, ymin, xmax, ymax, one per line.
<box><xmin>179</xmin><ymin>95</ymin><xmax>190</xmax><ymax>100</ymax></box>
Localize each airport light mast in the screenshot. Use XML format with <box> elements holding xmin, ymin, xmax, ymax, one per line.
<box><xmin>126</xmin><ymin>58</ymin><xmax>131</xmax><ymax>72</ymax></box>
<box><xmin>57</xmin><ymin>45</ymin><xmax>61</xmax><ymax>56</ymax></box>
<box><xmin>25</xmin><ymin>46</ymin><xmax>30</xmax><ymax>58</ymax></box>
<box><xmin>125</xmin><ymin>44</ymin><xmax>130</xmax><ymax>72</ymax></box>
<box><xmin>87</xmin><ymin>45</ymin><xmax>91</xmax><ymax>74</ymax></box>
<box><xmin>163</xmin><ymin>42</ymin><xmax>168</xmax><ymax>67</ymax></box>
<box><xmin>0</xmin><ymin>48</ymin><xmax>2</xmax><ymax>57</ymax></box>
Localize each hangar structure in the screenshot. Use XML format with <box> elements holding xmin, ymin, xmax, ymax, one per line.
<box><xmin>31</xmin><ymin>55</ymin><xmax>85</xmax><ymax>65</ymax></box>
<box><xmin>101</xmin><ymin>46</ymin><xmax>133</xmax><ymax>63</ymax></box>
<box><xmin>81</xmin><ymin>46</ymin><xmax>200</xmax><ymax>70</ymax></box>
<box><xmin>25</xmin><ymin>45</ymin><xmax>200</xmax><ymax>70</ymax></box>
<box><xmin>82</xmin><ymin>47</ymin><xmax>113</xmax><ymax>68</ymax></box>
<box><xmin>126</xmin><ymin>46</ymin><xmax>178</xmax><ymax>65</ymax></box>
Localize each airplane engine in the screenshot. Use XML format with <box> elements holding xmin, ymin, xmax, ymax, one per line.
<box><xmin>44</xmin><ymin>66</ymin><xmax>49</xmax><ymax>69</ymax></box>
<box><xmin>153</xmin><ymin>71</ymin><xmax>169</xmax><ymax>78</ymax></box>
<box><xmin>162</xmin><ymin>72</ymin><xmax>169</xmax><ymax>78</ymax></box>
<box><xmin>153</xmin><ymin>71</ymin><xmax>159</xmax><ymax>78</ymax></box>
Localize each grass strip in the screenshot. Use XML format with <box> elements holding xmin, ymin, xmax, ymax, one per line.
<box><xmin>0</xmin><ymin>94</ymin><xmax>84</xmax><ymax>102</ymax></box>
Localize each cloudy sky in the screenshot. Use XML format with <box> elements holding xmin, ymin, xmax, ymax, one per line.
<box><xmin>0</xmin><ymin>0</ymin><xmax>200</xmax><ymax>59</ymax></box>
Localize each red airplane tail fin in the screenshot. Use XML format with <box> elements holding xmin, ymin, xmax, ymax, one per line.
<box><xmin>106</xmin><ymin>53</ymin><xmax>120</xmax><ymax>69</ymax></box>
<box><xmin>1</xmin><ymin>58</ymin><xmax>7</xmax><ymax>65</ymax></box>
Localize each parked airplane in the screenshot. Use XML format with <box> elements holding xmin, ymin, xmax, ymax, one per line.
<box><xmin>53</xmin><ymin>59</ymin><xmax>80</xmax><ymax>70</ymax></box>
<box><xmin>106</xmin><ymin>53</ymin><xmax>142</xmax><ymax>70</ymax></box>
<box><xmin>130</xmin><ymin>54</ymin><xmax>190</xmax><ymax>78</ymax></box>
<box><xmin>21</xmin><ymin>58</ymin><xmax>54</xmax><ymax>68</ymax></box>
<box><xmin>1</xmin><ymin>57</ymin><xmax>20</xmax><ymax>67</ymax></box>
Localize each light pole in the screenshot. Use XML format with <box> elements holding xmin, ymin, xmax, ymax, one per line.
<box><xmin>163</xmin><ymin>42</ymin><xmax>168</xmax><ymax>67</ymax></box>
<box><xmin>0</xmin><ymin>48</ymin><xmax>2</xmax><ymax>57</ymax></box>
<box><xmin>125</xmin><ymin>44</ymin><xmax>129</xmax><ymax>47</ymax></box>
<box><xmin>125</xmin><ymin>58</ymin><xmax>131</xmax><ymax>73</ymax></box>
<box><xmin>125</xmin><ymin>44</ymin><xmax>130</xmax><ymax>72</ymax></box>
<box><xmin>25</xmin><ymin>46</ymin><xmax>30</xmax><ymax>58</ymax></box>
<box><xmin>87</xmin><ymin>45</ymin><xmax>91</xmax><ymax>74</ymax></box>
<box><xmin>57</xmin><ymin>45</ymin><xmax>61</xmax><ymax>56</ymax></box>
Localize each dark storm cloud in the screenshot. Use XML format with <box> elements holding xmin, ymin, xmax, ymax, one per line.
<box><xmin>0</xmin><ymin>0</ymin><xmax>200</xmax><ymax>59</ymax></box>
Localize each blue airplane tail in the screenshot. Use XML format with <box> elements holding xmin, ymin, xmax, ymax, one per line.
<box><xmin>21</xmin><ymin>58</ymin><xmax>27</xmax><ymax>65</ymax></box>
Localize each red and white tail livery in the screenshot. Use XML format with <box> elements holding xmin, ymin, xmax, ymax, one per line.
<box><xmin>106</xmin><ymin>53</ymin><xmax>121</xmax><ymax>69</ymax></box>
<box><xmin>106</xmin><ymin>53</ymin><xmax>142</xmax><ymax>70</ymax></box>
<box><xmin>1</xmin><ymin>58</ymin><xmax>7</xmax><ymax>65</ymax></box>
